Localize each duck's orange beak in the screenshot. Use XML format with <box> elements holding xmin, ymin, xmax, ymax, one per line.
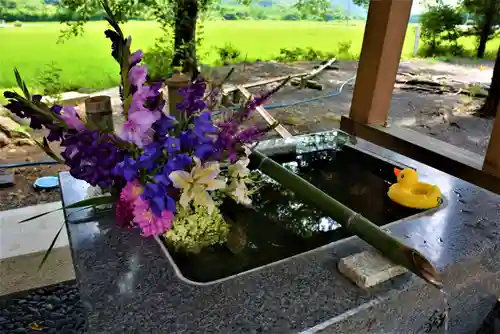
<box><xmin>394</xmin><ymin>168</ymin><xmax>401</xmax><ymax>177</ymax></box>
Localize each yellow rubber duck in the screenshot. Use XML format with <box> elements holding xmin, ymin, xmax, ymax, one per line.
<box><xmin>388</xmin><ymin>168</ymin><xmax>442</xmax><ymax>210</ymax></box>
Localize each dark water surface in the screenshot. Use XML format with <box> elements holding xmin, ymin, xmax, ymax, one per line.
<box><xmin>166</xmin><ymin>148</ymin><xmax>424</xmax><ymax>283</ymax></box>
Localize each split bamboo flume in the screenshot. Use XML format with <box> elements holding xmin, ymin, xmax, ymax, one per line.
<box><xmin>250</xmin><ymin>149</ymin><xmax>443</xmax><ymax>289</ymax></box>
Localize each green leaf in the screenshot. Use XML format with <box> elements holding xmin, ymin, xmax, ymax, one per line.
<box><xmin>38</xmin><ymin>223</ymin><xmax>64</xmax><ymax>271</ymax></box>
<box><xmin>33</xmin><ymin>137</ymin><xmax>64</xmax><ymax>164</ymax></box>
<box><xmin>65</xmin><ymin>195</ymin><xmax>116</xmax><ymax>209</ymax></box>
<box><xmin>17</xmin><ymin>208</ymin><xmax>62</xmax><ymax>224</ymax></box>
<box><xmin>18</xmin><ymin>196</ymin><xmax>115</xmax><ymax>224</ymax></box>
<box><xmin>13</xmin><ymin>67</ymin><xmax>30</xmax><ymax>100</ymax></box>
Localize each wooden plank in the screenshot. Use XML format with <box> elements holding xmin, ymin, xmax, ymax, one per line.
<box><xmin>349</xmin><ymin>0</ymin><xmax>413</xmax><ymax>124</ymax></box>
<box><xmin>222</xmin><ymin>58</ymin><xmax>335</xmax><ymax>94</ymax></box>
<box><xmin>303</xmin><ymin>58</ymin><xmax>336</xmax><ymax>80</ymax></box>
<box><xmin>222</xmin><ymin>72</ymin><xmax>308</xmax><ymax>94</ymax></box>
<box><xmin>237</xmin><ymin>86</ymin><xmax>292</xmax><ymax>138</ymax></box>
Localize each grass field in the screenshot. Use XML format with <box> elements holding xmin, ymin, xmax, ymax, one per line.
<box><xmin>0</xmin><ymin>20</ymin><xmax>499</xmax><ymax>93</ymax></box>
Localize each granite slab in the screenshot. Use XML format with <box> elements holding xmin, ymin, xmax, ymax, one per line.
<box><xmin>60</xmin><ymin>135</ymin><xmax>500</xmax><ymax>334</ymax></box>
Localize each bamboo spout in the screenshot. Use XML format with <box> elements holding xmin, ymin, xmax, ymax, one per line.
<box><xmin>250</xmin><ymin>149</ymin><xmax>442</xmax><ymax>289</ymax></box>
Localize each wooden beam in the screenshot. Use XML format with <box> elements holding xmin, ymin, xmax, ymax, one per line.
<box><xmin>483</xmin><ymin>106</ymin><xmax>500</xmax><ymax>177</ymax></box>
<box><xmin>349</xmin><ymin>0</ymin><xmax>413</xmax><ymax>124</ymax></box>
<box><xmin>237</xmin><ymin>86</ymin><xmax>292</xmax><ymax>138</ymax></box>
<box><xmin>222</xmin><ymin>58</ymin><xmax>335</xmax><ymax>94</ymax></box>
<box><xmin>340</xmin><ymin>116</ymin><xmax>500</xmax><ymax>195</ymax></box>
<box><xmin>223</xmin><ymin>73</ymin><xmax>308</xmax><ymax>94</ymax></box>
<box><xmin>303</xmin><ymin>58</ymin><xmax>336</xmax><ymax>80</ymax></box>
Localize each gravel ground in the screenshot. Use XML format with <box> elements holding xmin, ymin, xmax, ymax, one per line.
<box><xmin>0</xmin><ymin>281</ymin><xmax>85</xmax><ymax>333</ymax></box>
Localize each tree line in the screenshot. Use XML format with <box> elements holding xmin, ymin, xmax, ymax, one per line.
<box><xmin>419</xmin><ymin>0</ymin><xmax>500</xmax><ymax>116</ymax></box>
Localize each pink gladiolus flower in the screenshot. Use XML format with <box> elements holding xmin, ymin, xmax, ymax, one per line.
<box><xmin>128</xmin><ymin>65</ymin><xmax>147</xmax><ymax>87</ymax></box>
<box><xmin>118</xmin><ymin>110</ymin><xmax>160</xmax><ymax>147</ymax></box>
<box><xmin>59</xmin><ymin>106</ymin><xmax>83</xmax><ymax>130</ymax></box>
<box><xmin>120</xmin><ymin>179</ymin><xmax>144</xmax><ymax>203</ymax></box>
<box><xmin>129</xmin><ymin>50</ymin><xmax>143</xmax><ymax>65</ymax></box>
<box><xmin>132</xmin><ymin>197</ymin><xmax>174</xmax><ymax>236</ymax></box>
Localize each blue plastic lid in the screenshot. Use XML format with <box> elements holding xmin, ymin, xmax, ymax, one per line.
<box><xmin>33</xmin><ymin>176</ymin><xmax>59</xmax><ymax>190</ymax></box>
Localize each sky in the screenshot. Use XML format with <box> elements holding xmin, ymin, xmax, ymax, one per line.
<box><xmin>411</xmin><ymin>0</ymin><xmax>459</xmax><ymax>14</ymax></box>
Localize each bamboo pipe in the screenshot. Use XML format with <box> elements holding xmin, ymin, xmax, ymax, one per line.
<box><xmin>249</xmin><ymin>149</ymin><xmax>443</xmax><ymax>289</ymax></box>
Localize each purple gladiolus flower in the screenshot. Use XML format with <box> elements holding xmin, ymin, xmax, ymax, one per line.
<box><xmin>176</xmin><ymin>79</ymin><xmax>207</xmax><ymax>115</ymax></box>
<box><xmin>61</xmin><ymin>129</ymin><xmax>125</xmax><ymax>188</ymax></box>
<box><xmin>129</xmin><ymin>84</ymin><xmax>163</xmax><ymax>114</ymax></box>
<box><xmin>59</xmin><ymin>106</ymin><xmax>84</xmax><ymax>130</ymax></box>
<box><xmin>119</xmin><ymin>110</ymin><xmax>160</xmax><ymax>147</ymax></box>
<box><xmin>129</xmin><ymin>50</ymin><xmax>143</xmax><ymax>67</ymax></box>
<box><xmin>129</xmin><ymin>65</ymin><xmax>147</xmax><ymax>87</ymax></box>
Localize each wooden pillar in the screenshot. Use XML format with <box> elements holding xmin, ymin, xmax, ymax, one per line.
<box><xmin>348</xmin><ymin>0</ymin><xmax>413</xmax><ymax>125</ymax></box>
<box><xmin>483</xmin><ymin>106</ymin><xmax>500</xmax><ymax>177</ymax></box>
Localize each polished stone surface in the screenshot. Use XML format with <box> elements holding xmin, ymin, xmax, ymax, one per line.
<box><xmin>60</xmin><ymin>132</ymin><xmax>500</xmax><ymax>333</ymax></box>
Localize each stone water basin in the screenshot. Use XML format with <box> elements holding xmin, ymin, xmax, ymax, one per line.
<box><xmin>162</xmin><ymin>131</ymin><xmax>444</xmax><ymax>284</ymax></box>
<box><xmin>60</xmin><ymin>131</ymin><xmax>500</xmax><ymax>333</ymax></box>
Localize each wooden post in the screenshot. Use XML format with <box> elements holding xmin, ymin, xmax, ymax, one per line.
<box><xmin>232</xmin><ymin>90</ymin><xmax>243</xmax><ymax>104</ymax></box>
<box><xmin>413</xmin><ymin>25</ymin><xmax>421</xmax><ymax>57</ymax></box>
<box><xmin>85</xmin><ymin>96</ymin><xmax>114</xmax><ymax>132</ymax></box>
<box><xmin>221</xmin><ymin>94</ymin><xmax>231</xmax><ymax>107</ymax></box>
<box><xmin>348</xmin><ymin>0</ymin><xmax>413</xmax><ymax>125</ymax></box>
<box><xmin>483</xmin><ymin>106</ymin><xmax>500</xmax><ymax>177</ymax></box>
<box><xmin>165</xmin><ymin>72</ymin><xmax>190</xmax><ymax>121</ymax></box>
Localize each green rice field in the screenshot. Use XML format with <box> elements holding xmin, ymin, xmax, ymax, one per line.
<box><xmin>0</xmin><ymin>20</ymin><xmax>498</xmax><ymax>93</ymax></box>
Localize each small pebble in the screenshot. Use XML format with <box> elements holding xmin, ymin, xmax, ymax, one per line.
<box><xmin>0</xmin><ymin>282</ymin><xmax>84</xmax><ymax>333</ymax></box>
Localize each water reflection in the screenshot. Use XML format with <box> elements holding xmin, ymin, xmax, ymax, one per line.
<box><xmin>117</xmin><ymin>254</ymin><xmax>140</xmax><ymax>296</ymax></box>
<box><xmin>255</xmin><ymin>130</ymin><xmax>356</xmax><ymax>157</ymax></box>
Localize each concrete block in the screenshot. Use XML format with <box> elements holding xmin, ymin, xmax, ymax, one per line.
<box><xmin>338</xmin><ymin>250</ymin><xmax>408</xmax><ymax>288</ymax></box>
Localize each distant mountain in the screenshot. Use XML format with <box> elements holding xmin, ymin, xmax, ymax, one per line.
<box><xmin>224</xmin><ymin>0</ymin><xmax>367</xmax><ymax>17</ymax></box>
<box><xmin>328</xmin><ymin>0</ymin><xmax>367</xmax><ymax>18</ymax></box>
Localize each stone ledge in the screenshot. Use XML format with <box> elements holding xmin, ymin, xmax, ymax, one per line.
<box><xmin>0</xmin><ymin>247</ymin><xmax>75</xmax><ymax>296</ymax></box>
<box><xmin>0</xmin><ymin>202</ymin><xmax>74</xmax><ymax>295</ymax></box>
<box><xmin>0</xmin><ymin>202</ymin><xmax>67</xmax><ymax>259</ymax></box>
<box><xmin>338</xmin><ymin>250</ymin><xmax>408</xmax><ymax>288</ymax></box>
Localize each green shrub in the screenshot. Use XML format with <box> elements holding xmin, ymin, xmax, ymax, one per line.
<box><xmin>36</xmin><ymin>62</ymin><xmax>63</xmax><ymax>101</ymax></box>
<box><xmin>223</xmin><ymin>13</ymin><xmax>238</xmax><ymax>20</ymax></box>
<box><xmin>216</xmin><ymin>43</ymin><xmax>241</xmax><ymax>65</ymax></box>
<box><xmin>13</xmin><ymin>20</ymin><xmax>23</xmax><ymax>28</ymax></box>
<box><xmin>282</xmin><ymin>14</ymin><xmax>301</xmax><ymax>21</ymax></box>
<box><xmin>336</xmin><ymin>40</ymin><xmax>353</xmax><ymax>59</ymax></box>
<box><xmin>276</xmin><ymin>47</ymin><xmax>335</xmax><ymax>62</ymax></box>
<box><xmin>143</xmin><ymin>31</ymin><xmax>175</xmax><ymax>82</ymax></box>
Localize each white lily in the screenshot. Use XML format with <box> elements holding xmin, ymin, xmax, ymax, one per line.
<box><xmin>227</xmin><ymin>157</ymin><xmax>253</xmax><ymax>205</ymax></box>
<box><xmin>243</xmin><ymin>145</ymin><xmax>252</xmax><ymax>157</ymax></box>
<box><xmin>228</xmin><ymin>179</ymin><xmax>252</xmax><ymax>206</ymax></box>
<box><xmin>169</xmin><ymin>157</ymin><xmax>226</xmax><ymax>213</ymax></box>
<box><xmin>228</xmin><ymin>157</ymin><xmax>250</xmax><ymax>179</ymax></box>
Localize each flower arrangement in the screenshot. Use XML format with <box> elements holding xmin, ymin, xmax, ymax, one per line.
<box><xmin>2</xmin><ymin>3</ymin><xmax>281</xmax><ymax>253</ymax></box>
